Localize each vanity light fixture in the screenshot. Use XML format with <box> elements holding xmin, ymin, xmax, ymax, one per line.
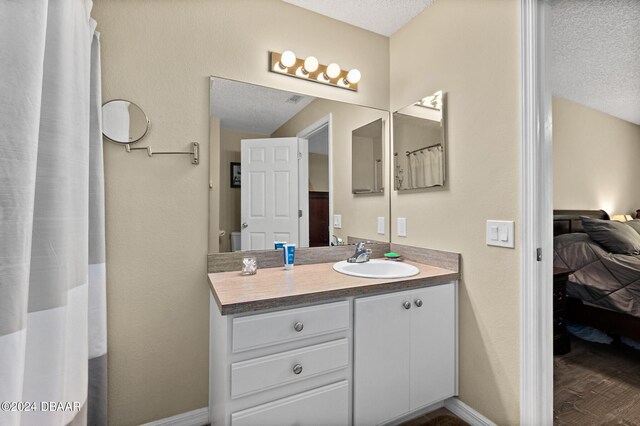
<box><xmin>338</xmin><ymin>68</ymin><xmax>361</xmax><ymax>88</ymax></box>
<box><xmin>274</xmin><ymin>50</ymin><xmax>297</xmax><ymax>72</ymax></box>
<box><xmin>269</xmin><ymin>51</ymin><xmax>360</xmax><ymax>91</ymax></box>
<box><xmin>296</xmin><ymin>56</ymin><xmax>319</xmax><ymax>77</ymax></box>
<box><xmin>415</xmin><ymin>92</ymin><xmax>442</xmax><ymax>111</ymax></box>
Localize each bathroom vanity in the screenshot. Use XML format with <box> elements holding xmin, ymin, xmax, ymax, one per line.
<box><xmin>207</xmin><ymin>253</ymin><xmax>459</xmax><ymax>426</ymax></box>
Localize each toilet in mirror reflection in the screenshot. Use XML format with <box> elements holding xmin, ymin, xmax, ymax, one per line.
<box><xmin>393</xmin><ymin>91</ymin><xmax>446</xmax><ymax>191</ymax></box>
<box><xmin>209</xmin><ymin>77</ymin><xmax>390</xmax><ymax>253</ymax></box>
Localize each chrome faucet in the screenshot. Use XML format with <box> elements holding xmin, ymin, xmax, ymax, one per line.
<box><xmin>348</xmin><ymin>241</ymin><xmax>372</xmax><ymax>263</ymax></box>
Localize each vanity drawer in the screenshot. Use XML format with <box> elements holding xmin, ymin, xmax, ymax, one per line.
<box><xmin>232</xmin><ymin>300</ymin><xmax>349</xmax><ymax>352</ymax></box>
<box><xmin>231</xmin><ymin>380</ymin><xmax>349</xmax><ymax>426</ymax></box>
<box><xmin>231</xmin><ymin>338</ymin><xmax>348</xmax><ymax>398</ymax></box>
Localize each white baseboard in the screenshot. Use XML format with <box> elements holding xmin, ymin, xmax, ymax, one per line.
<box><xmin>445</xmin><ymin>397</ymin><xmax>496</xmax><ymax>426</ymax></box>
<box><xmin>141</xmin><ymin>407</ymin><xmax>208</xmax><ymax>426</ymax></box>
<box><xmin>141</xmin><ymin>398</ymin><xmax>492</xmax><ymax>426</ymax></box>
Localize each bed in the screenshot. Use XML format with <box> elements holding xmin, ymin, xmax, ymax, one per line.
<box><xmin>553</xmin><ymin>209</ymin><xmax>640</xmax><ymax>341</ymax></box>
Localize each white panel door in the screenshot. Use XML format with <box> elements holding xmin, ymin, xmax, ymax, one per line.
<box><xmin>241</xmin><ymin>137</ymin><xmax>299</xmax><ymax>251</ymax></box>
<box><xmin>354</xmin><ymin>291</ymin><xmax>411</xmax><ymax>426</ymax></box>
<box><xmin>410</xmin><ymin>283</ymin><xmax>457</xmax><ymax>410</ymax></box>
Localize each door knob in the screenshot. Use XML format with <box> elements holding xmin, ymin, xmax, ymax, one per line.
<box><xmin>241</xmin><ymin>222</ymin><xmax>248</xmax><ymax>229</ymax></box>
<box><xmin>293</xmin><ymin>364</ymin><xmax>303</xmax><ymax>375</ymax></box>
<box><xmin>403</xmin><ymin>301</ymin><xmax>411</xmax><ymax>310</ymax></box>
<box><xmin>294</xmin><ymin>322</ymin><xmax>304</xmax><ymax>332</ymax></box>
<box><xmin>414</xmin><ymin>299</ymin><xmax>423</xmax><ymax>308</ymax></box>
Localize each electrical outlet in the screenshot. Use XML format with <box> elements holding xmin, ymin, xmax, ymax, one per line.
<box><xmin>377</xmin><ymin>217</ymin><xmax>385</xmax><ymax>235</ymax></box>
<box><xmin>397</xmin><ymin>217</ymin><xmax>407</xmax><ymax>237</ymax></box>
<box><xmin>334</xmin><ymin>214</ymin><xmax>342</xmax><ymax>229</ymax></box>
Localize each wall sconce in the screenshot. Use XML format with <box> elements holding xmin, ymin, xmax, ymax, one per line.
<box><xmin>269</xmin><ymin>51</ymin><xmax>361</xmax><ymax>91</ymax></box>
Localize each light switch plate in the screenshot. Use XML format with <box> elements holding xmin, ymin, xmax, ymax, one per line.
<box><xmin>333</xmin><ymin>214</ymin><xmax>342</xmax><ymax>229</ymax></box>
<box><xmin>377</xmin><ymin>217</ymin><xmax>385</xmax><ymax>235</ymax></box>
<box><xmin>486</xmin><ymin>220</ymin><xmax>515</xmax><ymax>248</ymax></box>
<box><xmin>397</xmin><ymin>217</ymin><xmax>407</xmax><ymax>237</ymax></box>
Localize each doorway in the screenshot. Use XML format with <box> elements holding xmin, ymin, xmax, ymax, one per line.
<box><xmin>297</xmin><ymin>115</ymin><xmax>332</xmax><ymax>247</ymax></box>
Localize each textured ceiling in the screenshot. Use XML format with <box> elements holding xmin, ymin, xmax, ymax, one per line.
<box><xmin>210</xmin><ymin>78</ymin><xmax>315</xmax><ymax>135</ymax></box>
<box><xmin>283</xmin><ymin>0</ymin><xmax>435</xmax><ymax>36</ymax></box>
<box><xmin>551</xmin><ymin>0</ymin><xmax>640</xmax><ymax>125</ymax></box>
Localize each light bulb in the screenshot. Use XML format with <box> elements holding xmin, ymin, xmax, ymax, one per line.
<box><xmin>346</xmin><ymin>69</ymin><xmax>361</xmax><ymax>84</ymax></box>
<box><xmin>326</xmin><ymin>63</ymin><xmax>341</xmax><ymax>79</ymax></box>
<box><xmin>280</xmin><ymin>50</ymin><xmax>297</xmax><ymax>68</ymax></box>
<box><xmin>303</xmin><ymin>56</ymin><xmax>319</xmax><ymax>73</ymax></box>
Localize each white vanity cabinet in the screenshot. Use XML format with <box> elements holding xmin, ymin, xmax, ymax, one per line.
<box><xmin>209</xmin><ymin>280</ymin><xmax>457</xmax><ymax>426</ymax></box>
<box><xmin>353</xmin><ymin>282</ymin><xmax>457</xmax><ymax>426</ymax></box>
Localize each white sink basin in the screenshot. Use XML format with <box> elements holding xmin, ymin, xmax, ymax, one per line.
<box><xmin>333</xmin><ymin>259</ymin><xmax>420</xmax><ymax>279</ymax></box>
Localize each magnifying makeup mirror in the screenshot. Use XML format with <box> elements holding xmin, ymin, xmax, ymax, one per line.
<box><xmin>102</xmin><ymin>99</ymin><xmax>150</xmax><ymax>144</ymax></box>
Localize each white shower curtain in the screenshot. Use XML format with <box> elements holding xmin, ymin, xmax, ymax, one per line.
<box><xmin>0</xmin><ymin>1</ymin><xmax>107</xmax><ymax>425</ymax></box>
<box><xmin>404</xmin><ymin>146</ymin><xmax>444</xmax><ymax>189</ymax></box>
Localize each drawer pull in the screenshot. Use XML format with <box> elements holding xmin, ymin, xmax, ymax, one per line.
<box><xmin>293</xmin><ymin>364</ymin><xmax>303</xmax><ymax>375</ymax></box>
<box><xmin>294</xmin><ymin>321</ymin><xmax>304</xmax><ymax>332</ymax></box>
<box><xmin>414</xmin><ymin>299</ymin><xmax>423</xmax><ymax>308</ymax></box>
<box><xmin>403</xmin><ymin>301</ymin><xmax>411</xmax><ymax>310</ymax></box>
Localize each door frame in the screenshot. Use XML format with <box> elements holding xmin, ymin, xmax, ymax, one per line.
<box><xmin>297</xmin><ymin>114</ymin><xmax>333</xmax><ymax>246</ymax></box>
<box><xmin>520</xmin><ymin>0</ymin><xmax>553</xmax><ymax>424</ymax></box>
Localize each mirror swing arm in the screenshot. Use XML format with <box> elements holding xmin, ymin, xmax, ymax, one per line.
<box><xmin>124</xmin><ymin>142</ymin><xmax>200</xmax><ymax>165</ymax></box>
<box><xmin>101</xmin><ymin>99</ymin><xmax>200</xmax><ymax>165</ymax></box>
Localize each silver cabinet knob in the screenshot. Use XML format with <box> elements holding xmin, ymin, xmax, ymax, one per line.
<box><xmin>293</xmin><ymin>364</ymin><xmax>303</xmax><ymax>375</ymax></box>
<box><xmin>403</xmin><ymin>301</ymin><xmax>411</xmax><ymax>310</ymax></box>
<box><xmin>241</xmin><ymin>222</ymin><xmax>248</xmax><ymax>229</ymax></box>
<box><xmin>294</xmin><ymin>321</ymin><xmax>304</xmax><ymax>332</ymax></box>
<box><xmin>414</xmin><ymin>299</ymin><xmax>423</xmax><ymax>308</ymax></box>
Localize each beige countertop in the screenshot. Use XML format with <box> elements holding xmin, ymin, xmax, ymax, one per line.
<box><xmin>208</xmin><ymin>260</ymin><xmax>460</xmax><ymax>315</ymax></box>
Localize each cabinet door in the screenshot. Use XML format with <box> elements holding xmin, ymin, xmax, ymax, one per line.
<box><xmin>410</xmin><ymin>282</ymin><xmax>456</xmax><ymax>410</ymax></box>
<box><xmin>354</xmin><ymin>291</ymin><xmax>411</xmax><ymax>426</ymax></box>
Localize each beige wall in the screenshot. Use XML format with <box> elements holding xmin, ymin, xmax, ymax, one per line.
<box><xmin>272</xmin><ymin>98</ymin><xmax>390</xmax><ymax>242</ymax></box>
<box><xmin>390</xmin><ymin>1</ymin><xmax>521</xmax><ymax>424</ymax></box>
<box><xmin>553</xmin><ymin>97</ymin><xmax>640</xmax><ymax>216</ymax></box>
<box><xmin>217</xmin><ymin>128</ymin><xmax>267</xmax><ymax>252</ymax></box>
<box><xmin>92</xmin><ymin>0</ymin><xmax>389</xmax><ymax>424</ymax></box>
<box><xmin>308</xmin><ymin>152</ymin><xmax>329</xmax><ymax>192</ymax></box>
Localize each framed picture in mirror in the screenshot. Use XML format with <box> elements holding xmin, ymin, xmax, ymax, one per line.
<box><xmin>230</xmin><ymin>162</ymin><xmax>241</xmax><ymax>188</ymax></box>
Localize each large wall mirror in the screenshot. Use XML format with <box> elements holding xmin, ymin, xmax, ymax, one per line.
<box><xmin>393</xmin><ymin>91</ymin><xmax>446</xmax><ymax>190</ymax></box>
<box><xmin>209</xmin><ymin>77</ymin><xmax>390</xmax><ymax>253</ymax></box>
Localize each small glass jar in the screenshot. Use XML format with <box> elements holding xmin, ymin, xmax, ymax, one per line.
<box><xmin>241</xmin><ymin>257</ymin><xmax>258</xmax><ymax>275</ymax></box>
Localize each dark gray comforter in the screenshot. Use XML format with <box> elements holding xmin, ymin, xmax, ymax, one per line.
<box><xmin>554</xmin><ymin>233</ymin><xmax>640</xmax><ymax>318</ymax></box>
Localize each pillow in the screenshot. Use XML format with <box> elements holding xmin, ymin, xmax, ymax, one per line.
<box><xmin>625</xmin><ymin>219</ymin><xmax>640</xmax><ymax>235</ymax></box>
<box><xmin>580</xmin><ymin>216</ymin><xmax>640</xmax><ymax>255</ymax></box>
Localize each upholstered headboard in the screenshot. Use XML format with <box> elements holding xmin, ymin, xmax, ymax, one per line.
<box><xmin>553</xmin><ymin>209</ymin><xmax>609</xmax><ymax>237</ymax></box>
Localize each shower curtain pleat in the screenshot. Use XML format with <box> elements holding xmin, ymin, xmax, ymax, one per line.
<box><xmin>87</xmin><ymin>24</ymin><xmax>107</xmax><ymax>426</ymax></box>
<box><xmin>0</xmin><ymin>1</ymin><xmax>106</xmax><ymax>425</ymax></box>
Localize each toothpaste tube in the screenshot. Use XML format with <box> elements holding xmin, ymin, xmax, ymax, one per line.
<box><xmin>283</xmin><ymin>244</ymin><xmax>296</xmax><ymax>270</ymax></box>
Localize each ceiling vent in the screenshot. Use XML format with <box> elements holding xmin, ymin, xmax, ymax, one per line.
<box><xmin>285</xmin><ymin>95</ymin><xmax>304</xmax><ymax>104</ymax></box>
